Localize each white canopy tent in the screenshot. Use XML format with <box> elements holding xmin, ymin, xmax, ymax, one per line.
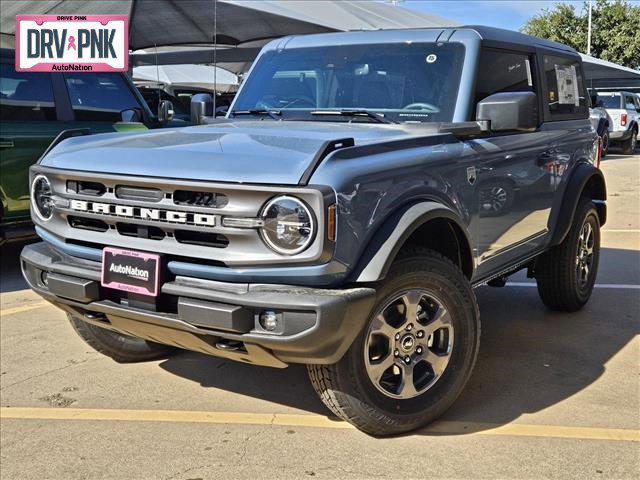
<box><xmin>580</xmin><ymin>54</ymin><xmax>640</xmax><ymax>92</ymax></box>
<box><xmin>133</xmin><ymin>64</ymin><xmax>238</xmax><ymax>93</ymax></box>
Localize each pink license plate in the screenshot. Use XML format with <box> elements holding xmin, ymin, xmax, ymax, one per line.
<box><xmin>101</xmin><ymin>247</ymin><xmax>160</xmax><ymax>297</ymax></box>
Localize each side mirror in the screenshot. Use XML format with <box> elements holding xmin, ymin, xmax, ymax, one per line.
<box><xmin>158</xmin><ymin>100</ymin><xmax>174</xmax><ymax>123</ymax></box>
<box><xmin>190</xmin><ymin>93</ymin><xmax>214</xmax><ymax>125</ymax></box>
<box><xmin>590</xmin><ymin>93</ymin><xmax>599</xmax><ymax>107</ymax></box>
<box><xmin>476</xmin><ymin>92</ymin><xmax>538</xmax><ymax>132</ymax></box>
<box><xmin>120</xmin><ymin>108</ymin><xmax>142</xmax><ymax>123</ymax></box>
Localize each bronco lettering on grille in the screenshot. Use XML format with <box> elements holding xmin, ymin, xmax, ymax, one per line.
<box><xmin>70</xmin><ymin>200</ymin><xmax>217</xmax><ymax>227</ymax></box>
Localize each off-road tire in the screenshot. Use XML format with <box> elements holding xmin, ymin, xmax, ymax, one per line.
<box><xmin>69</xmin><ymin>315</ymin><xmax>175</xmax><ymax>363</ymax></box>
<box><xmin>307</xmin><ymin>248</ymin><xmax>480</xmax><ymax>436</ymax></box>
<box><xmin>621</xmin><ymin>127</ymin><xmax>637</xmax><ymax>155</ymax></box>
<box><xmin>601</xmin><ymin>129</ymin><xmax>609</xmax><ymax>158</ymax></box>
<box><xmin>535</xmin><ymin>199</ymin><xmax>600</xmax><ymax>312</ymax></box>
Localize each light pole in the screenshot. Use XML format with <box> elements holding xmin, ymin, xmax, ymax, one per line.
<box><xmin>587</xmin><ymin>0</ymin><xmax>593</xmax><ymax>55</ymax></box>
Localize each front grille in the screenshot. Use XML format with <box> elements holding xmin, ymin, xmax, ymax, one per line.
<box><xmin>174</xmin><ymin>230</ymin><xmax>229</xmax><ymax>248</ymax></box>
<box><xmin>66</xmin><ymin>180</ymin><xmax>106</xmax><ymax>196</ymax></box>
<box><xmin>115</xmin><ymin>185</ymin><xmax>164</xmax><ymax>202</ymax></box>
<box><xmin>41</xmin><ymin>168</ymin><xmax>327</xmax><ymax>267</ymax></box>
<box><xmin>116</xmin><ymin>223</ymin><xmax>166</xmax><ymax>240</ymax></box>
<box><xmin>68</xmin><ymin>216</ymin><xmax>109</xmax><ymax>232</ymax></box>
<box><xmin>174</xmin><ymin>190</ymin><xmax>228</xmax><ymax>208</ymax></box>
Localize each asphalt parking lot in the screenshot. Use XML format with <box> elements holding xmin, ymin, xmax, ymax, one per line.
<box><xmin>1</xmin><ymin>152</ymin><xmax>638</xmax><ymax>480</ymax></box>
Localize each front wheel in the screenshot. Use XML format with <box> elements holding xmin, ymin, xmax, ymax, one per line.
<box><xmin>535</xmin><ymin>199</ymin><xmax>601</xmax><ymax>311</ymax></box>
<box><xmin>307</xmin><ymin>248</ymin><xmax>480</xmax><ymax>436</ymax></box>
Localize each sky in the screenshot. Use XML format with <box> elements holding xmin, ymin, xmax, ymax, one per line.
<box><xmin>401</xmin><ymin>0</ymin><xmax>588</xmax><ymax>31</ymax></box>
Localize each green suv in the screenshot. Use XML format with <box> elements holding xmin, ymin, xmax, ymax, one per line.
<box><xmin>0</xmin><ymin>48</ymin><xmax>185</xmax><ymax>244</ymax></box>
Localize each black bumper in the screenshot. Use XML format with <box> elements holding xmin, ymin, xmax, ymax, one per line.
<box><xmin>21</xmin><ymin>242</ymin><xmax>376</xmax><ymax>368</ymax></box>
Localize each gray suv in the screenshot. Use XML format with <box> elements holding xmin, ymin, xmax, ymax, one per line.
<box><xmin>21</xmin><ymin>26</ymin><xmax>606</xmax><ymax>435</ymax></box>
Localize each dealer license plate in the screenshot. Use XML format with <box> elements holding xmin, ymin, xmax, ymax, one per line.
<box><xmin>101</xmin><ymin>247</ymin><xmax>161</xmax><ymax>297</ymax></box>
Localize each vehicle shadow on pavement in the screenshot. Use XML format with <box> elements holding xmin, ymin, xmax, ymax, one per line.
<box><xmin>159</xmin><ymin>354</ymin><xmax>330</xmax><ymax>415</ymax></box>
<box><xmin>158</xmin><ymin>246</ymin><xmax>639</xmax><ymax>436</ymax></box>
<box><xmin>442</xmin><ymin>283</ymin><xmax>638</xmax><ymax>429</ymax></box>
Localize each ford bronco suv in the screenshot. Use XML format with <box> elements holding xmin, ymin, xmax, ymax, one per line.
<box><xmin>21</xmin><ymin>27</ymin><xmax>606</xmax><ymax>436</ymax></box>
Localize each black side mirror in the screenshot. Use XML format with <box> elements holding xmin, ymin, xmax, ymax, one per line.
<box><xmin>590</xmin><ymin>93</ymin><xmax>599</xmax><ymax>107</ymax></box>
<box><xmin>120</xmin><ymin>108</ymin><xmax>142</xmax><ymax>123</ymax></box>
<box><xmin>190</xmin><ymin>93</ymin><xmax>214</xmax><ymax>125</ymax></box>
<box><xmin>476</xmin><ymin>92</ymin><xmax>538</xmax><ymax>132</ymax></box>
<box><xmin>158</xmin><ymin>100</ymin><xmax>174</xmax><ymax>123</ymax></box>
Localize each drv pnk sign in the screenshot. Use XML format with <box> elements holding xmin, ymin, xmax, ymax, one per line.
<box><xmin>16</xmin><ymin>15</ymin><xmax>128</xmax><ymax>72</ymax></box>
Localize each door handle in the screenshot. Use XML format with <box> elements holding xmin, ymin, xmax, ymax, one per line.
<box><xmin>0</xmin><ymin>139</ymin><xmax>15</xmax><ymax>148</ymax></box>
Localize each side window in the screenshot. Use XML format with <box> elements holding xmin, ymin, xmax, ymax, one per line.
<box><xmin>64</xmin><ymin>72</ymin><xmax>140</xmax><ymax>122</ymax></box>
<box><xmin>542</xmin><ymin>55</ymin><xmax>588</xmax><ymax>119</ymax></box>
<box><xmin>624</xmin><ymin>95</ymin><xmax>636</xmax><ymax>110</ymax></box>
<box><xmin>475</xmin><ymin>49</ymin><xmax>534</xmax><ymax>106</ymax></box>
<box><xmin>0</xmin><ymin>63</ymin><xmax>56</xmax><ymax>121</ymax></box>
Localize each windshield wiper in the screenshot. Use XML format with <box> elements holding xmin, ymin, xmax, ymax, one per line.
<box><xmin>230</xmin><ymin>109</ymin><xmax>282</xmax><ymax>121</ymax></box>
<box><xmin>310</xmin><ymin>109</ymin><xmax>396</xmax><ymax>124</ymax></box>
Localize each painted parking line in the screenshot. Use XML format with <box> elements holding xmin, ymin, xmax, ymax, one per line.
<box><xmin>0</xmin><ymin>302</ymin><xmax>50</xmax><ymax>317</ymax></box>
<box><xmin>602</xmin><ymin>229</ymin><xmax>640</xmax><ymax>233</ymax></box>
<box><xmin>1</xmin><ymin>407</ymin><xmax>638</xmax><ymax>442</ymax></box>
<box><xmin>505</xmin><ymin>282</ymin><xmax>640</xmax><ymax>289</ymax></box>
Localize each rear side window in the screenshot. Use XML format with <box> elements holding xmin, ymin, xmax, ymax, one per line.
<box><xmin>543</xmin><ymin>55</ymin><xmax>588</xmax><ymax>119</ymax></box>
<box><xmin>64</xmin><ymin>72</ymin><xmax>140</xmax><ymax>122</ymax></box>
<box><xmin>600</xmin><ymin>94</ymin><xmax>621</xmax><ymax>109</ymax></box>
<box><xmin>624</xmin><ymin>95</ymin><xmax>636</xmax><ymax>110</ymax></box>
<box><xmin>475</xmin><ymin>49</ymin><xmax>534</xmax><ymax>105</ymax></box>
<box><xmin>0</xmin><ymin>63</ymin><xmax>56</xmax><ymax>121</ymax></box>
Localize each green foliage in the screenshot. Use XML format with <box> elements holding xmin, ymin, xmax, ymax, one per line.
<box><xmin>521</xmin><ymin>0</ymin><xmax>640</xmax><ymax>69</ymax></box>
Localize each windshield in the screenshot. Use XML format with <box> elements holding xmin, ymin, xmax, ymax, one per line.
<box><xmin>600</xmin><ymin>94</ymin><xmax>621</xmax><ymax>109</ymax></box>
<box><xmin>232</xmin><ymin>43</ymin><xmax>465</xmax><ymax>123</ymax></box>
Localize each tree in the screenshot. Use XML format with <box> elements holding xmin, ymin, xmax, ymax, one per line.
<box><xmin>521</xmin><ymin>0</ymin><xmax>640</xmax><ymax>69</ymax></box>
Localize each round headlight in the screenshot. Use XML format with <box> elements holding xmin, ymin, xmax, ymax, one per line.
<box><xmin>260</xmin><ymin>196</ymin><xmax>315</xmax><ymax>255</ymax></box>
<box><xmin>31</xmin><ymin>174</ymin><xmax>54</xmax><ymax>221</ymax></box>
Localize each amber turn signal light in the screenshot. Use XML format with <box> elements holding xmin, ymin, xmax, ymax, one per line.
<box><xmin>327</xmin><ymin>204</ymin><xmax>337</xmax><ymax>242</ymax></box>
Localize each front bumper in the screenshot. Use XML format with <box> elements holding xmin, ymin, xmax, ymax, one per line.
<box><xmin>21</xmin><ymin>242</ymin><xmax>376</xmax><ymax>368</ymax></box>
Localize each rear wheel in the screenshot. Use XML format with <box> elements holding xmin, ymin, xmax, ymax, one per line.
<box><xmin>307</xmin><ymin>248</ymin><xmax>480</xmax><ymax>436</ymax></box>
<box><xmin>621</xmin><ymin>127</ymin><xmax>637</xmax><ymax>155</ymax></box>
<box><xmin>69</xmin><ymin>315</ymin><xmax>176</xmax><ymax>363</ymax></box>
<box><xmin>535</xmin><ymin>199</ymin><xmax>600</xmax><ymax>311</ymax></box>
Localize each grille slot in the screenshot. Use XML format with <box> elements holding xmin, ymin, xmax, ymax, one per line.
<box><xmin>67</xmin><ymin>181</ymin><xmax>106</xmax><ymax>196</ymax></box>
<box><xmin>68</xmin><ymin>216</ymin><xmax>109</xmax><ymax>232</ymax></box>
<box><xmin>174</xmin><ymin>190</ymin><xmax>228</xmax><ymax>208</ymax></box>
<box><xmin>115</xmin><ymin>185</ymin><xmax>163</xmax><ymax>203</ymax></box>
<box><xmin>116</xmin><ymin>223</ymin><xmax>166</xmax><ymax>240</ymax></box>
<box><xmin>174</xmin><ymin>230</ymin><xmax>229</xmax><ymax>248</ymax></box>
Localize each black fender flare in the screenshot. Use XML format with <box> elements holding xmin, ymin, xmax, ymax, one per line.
<box><xmin>595</xmin><ymin>117</ymin><xmax>609</xmax><ymax>137</ymax></box>
<box><xmin>549</xmin><ymin>163</ymin><xmax>607</xmax><ymax>246</ymax></box>
<box><xmin>349</xmin><ymin>201</ymin><xmax>473</xmax><ymax>283</ymax></box>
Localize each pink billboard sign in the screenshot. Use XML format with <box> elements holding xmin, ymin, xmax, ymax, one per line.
<box><xmin>15</xmin><ymin>14</ymin><xmax>128</xmax><ymax>72</ymax></box>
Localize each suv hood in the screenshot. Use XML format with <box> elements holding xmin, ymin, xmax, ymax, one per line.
<box><xmin>41</xmin><ymin>121</ymin><xmax>421</xmax><ymax>185</ymax></box>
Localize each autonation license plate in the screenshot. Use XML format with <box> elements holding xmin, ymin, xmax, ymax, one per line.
<box><xmin>101</xmin><ymin>247</ymin><xmax>160</xmax><ymax>296</ymax></box>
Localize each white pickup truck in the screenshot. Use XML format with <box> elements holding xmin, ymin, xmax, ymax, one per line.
<box><xmin>599</xmin><ymin>91</ymin><xmax>639</xmax><ymax>154</ymax></box>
